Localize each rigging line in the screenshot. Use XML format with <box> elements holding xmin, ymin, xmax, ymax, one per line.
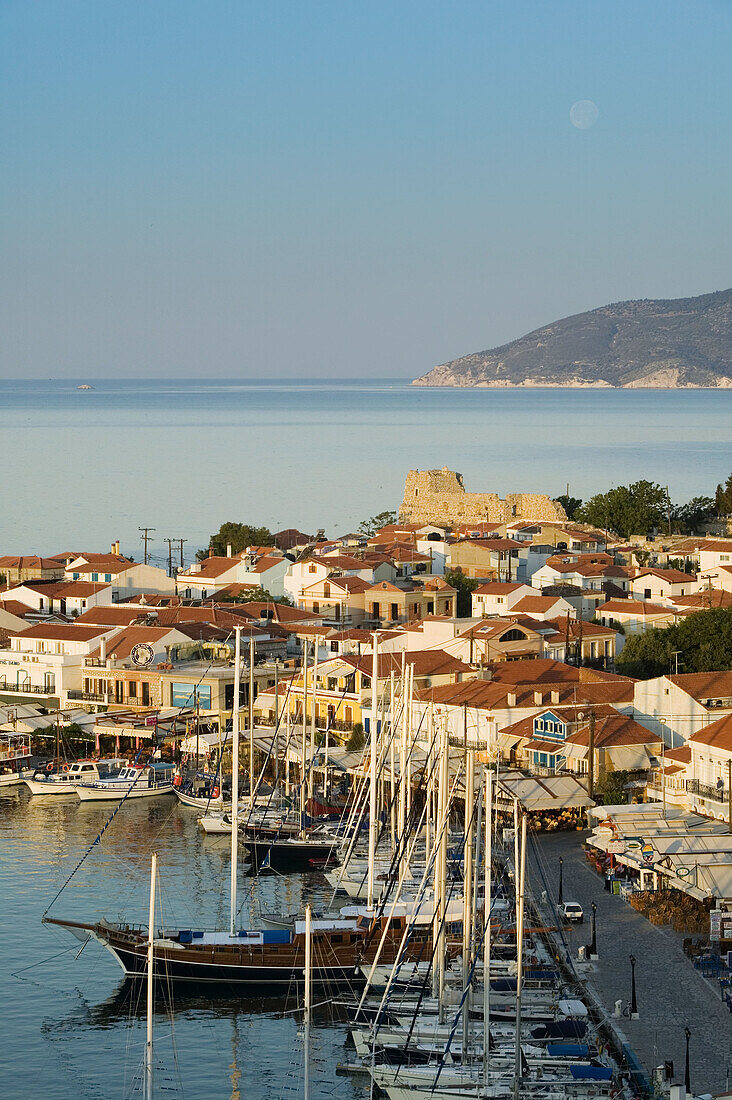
<box><xmin>10</xmin><ymin>943</ymin><xmax>79</xmax><ymax>977</ymax></box>
<box><xmin>42</xmin><ymin>741</ymin><xmax>155</xmax><ymax>917</ymax></box>
<box><xmin>43</xmin><ymin>634</ymin><xmax>238</xmax><ymax>919</ymax></box>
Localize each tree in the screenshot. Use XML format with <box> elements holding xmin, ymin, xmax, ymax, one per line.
<box><xmin>673</xmin><ymin>496</ymin><xmax>715</xmax><ymax>534</ymax></box>
<box><xmin>553</xmin><ymin>494</ymin><xmax>582</xmax><ymax>521</ymax></box>
<box><xmin>359</xmin><ymin>510</ymin><xmax>397</xmax><ymax>537</ymax></box>
<box><xmin>616</xmin><ymin>607</ymin><xmax>732</xmax><ymax>679</ymax></box>
<box><xmin>575</xmin><ymin>480</ymin><xmax>670</xmax><ymax>538</ymax></box>
<box><xmin>346</xmin><ymin>723</ymin><xmax>365</xmax><ymax>750</ymax></box>
<box><xmin>197</xmin><ymin>521</ymin><xmax>274</xmax><ymax>560</ymax></box>
<box><xmin>594</xmin><ymin>769</ymin><xmax>631</xmax><ymax>806</ymax></box>
<box><xmin>218</xmin><ymin>586</ymin><xmax>294</xmax><ymax>607</ymax></box>
<box><xmin>715</xmin><ymin>474</ymin><xmax>732</xmax><ymax>516</ymax></box>
<box><xmin>444</xmin><ymin>568</ymin><xmax>480</xmax><ymax>617</ymax></box>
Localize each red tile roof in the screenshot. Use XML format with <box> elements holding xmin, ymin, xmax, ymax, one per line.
<box><xmin>689</xmin><ymin>713</ymin><xmax>732</xmax><ymax>752</ymax></box>
<box><xmin>16</xmin><ymin>624</ymin><xmax>111</xmax><ymax>641</ymax></box>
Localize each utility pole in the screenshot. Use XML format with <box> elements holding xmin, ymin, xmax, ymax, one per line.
<box><xmin>139</xmin><ymin>527</ymin><xmax>156</xmax><ymax>565</ymax></box>
<box><xmin>175</xmin><ymin>538</ymin><xmax>188</xmax><ymax>569</ymax></box>
<box><xmin>587</xmin><ymin>711</ymin><xmax>596</xmax><ymax>800</ymax></box>
<box><xmin>164</xmin><ymin>538</ymin><xmax>174</xmax><ymax>578</ymax></box>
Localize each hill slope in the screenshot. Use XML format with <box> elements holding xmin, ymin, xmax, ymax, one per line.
<box><xmin>413</xmin><ymin>289</ymin><xmax>732</xmax><ymax>388</ymax></box>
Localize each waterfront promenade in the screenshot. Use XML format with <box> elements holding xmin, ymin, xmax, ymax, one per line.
<box><xmin>531</xmin><ymin>830</ymin><xmax>732</xmax><ymax>1095</ymax></box>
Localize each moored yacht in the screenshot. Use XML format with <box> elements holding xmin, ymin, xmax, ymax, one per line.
<box><xmin>76</xmin><ymin>762</ymin><xmax>175</xmax><ymax>801</ymax></box>
<box><xmin>24</xmin><ymin>757</ymin><xmax>125</xmax><ymax>795</ymax></box>
<box><xmin>0</xmin><ymin>732</ymin><xmax>33</xmax><ymax>786</ymax></box>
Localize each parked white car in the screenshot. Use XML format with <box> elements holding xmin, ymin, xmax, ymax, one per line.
<box><xmin>560</xmin><ymin>901</ymin><xmax>584</xmax><ymax>923</ymax></box>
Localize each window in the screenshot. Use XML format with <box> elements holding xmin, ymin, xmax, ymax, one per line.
<box><xmin>92</xmin><ymin>572</ymin><xmax>99</xmax><ymax>582</ymax></box>
<box><xmin>141</xmin><ymin>682</ymin><xmax>150</xmax><ymax>706</ymax></box>
<box><xmin>128</xmin><ymin>681</ymin><xmax>137</xmax><ymax>698</ymax></box>
<box><xmin>323</xmin><ymin>582</ymin><xmax>330</xmax><ymax>598</ymax></box>
<box><xmin>312</xmin><ymin>602</ymin><xmax>319</xmax><ymax>613</ymax></box>
<box><xmin>309</xmin><ymin>564</ymin><xmax>317</xmax><ymax>573</ymax></box>
<box><xmin>496</xmin><ymin>597</ymin><xmax>504</xmax><ymax>604</ymax></box>
<box><xmin>105</xmin><ymin>573</ymin><xmax>112</xmax><ymax>582</ymax></box>
<box><xmin>72</xmin><ymin>572</ymin><xmax>79</xmax><ymax>580</ymax></box>
<box><xmin>644</xmin><ymin>588</ymin><xmax>652</xmax><ymax>599</ymax></box>
<box><xmin>391</xmin><ymin>603</ymin><xmax>398</xmax><ymax>620</ymax></box>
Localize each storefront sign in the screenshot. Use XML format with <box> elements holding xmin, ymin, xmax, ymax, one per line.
<box><xmin>625</xmin><ymin>837</ymin><xmax>644</xmax><ymax>851</ymax></box>
<box><xmin>606</xmin><ymin>839</ymin><xmax>625</xmax><ymax>854</ymax></box>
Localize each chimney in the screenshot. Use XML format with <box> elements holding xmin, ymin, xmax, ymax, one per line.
<box><xmin>226</xmin><ymin>544</ymin><xmax>232</xmax><ymax>558</ymax></box>
<box><xmin>551</xmin><ymin>690</ymin><xmax>560</xmax><ymax>704</ymax></box>
<box><xmin>507</xmin><ymin>691</ymin><xmax>517</xmax><ymax>707</ymax></box>
<box><xmin>100</xmin><ymin>636</ymin><xmax>107</xmax><ymax>662</ymax></box>
<box><xmin>534</xmin><ymin>690</ymin><xmax>543</xmax><ymax>705</ymax></box>
<box><xmin>111</xmin><ymin>540</ymin><xmax>120</xmax><ymax>555</ymax></box>
<box><xmin>209</xmin><ymin>546</ymin><xmax>214</xmax><ymax>558</ymax></box>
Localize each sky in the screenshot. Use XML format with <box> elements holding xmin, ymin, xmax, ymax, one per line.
<box><xmin>1</xmin><ymin>0</ymin><xmax>730</xmax><ymax>380</ymax></box>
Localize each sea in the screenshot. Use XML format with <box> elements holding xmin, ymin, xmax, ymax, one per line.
<box><xmin>1</xmin><ymin>378</ymin><xmax>731</xmax><ymax>564</ymax></box>
<box><xmin>1</xmin><ymin>786</ymin><xmax>365</xmax><ymax>1100</ymax></box>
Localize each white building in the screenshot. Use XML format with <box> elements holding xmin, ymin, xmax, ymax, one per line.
<box><xmin>0</xmin><ymin>623</ymin><xmax>120</xmax><ymax>704</ymax></box>
<box><xmin>65</xmin><ymin>554</ymin><xmax>176</xmax><ymax>598</ymax></box>
<box><xmin>471</xmin><ymin>582</ymin><xmax>535</xmax><ymax>618</ymax></box>
<box><xmin>630</xmin><ymin>568</ymin><xmax>696</xmax><ymax>603</ymax></box>
<box><xmin>632</xmin><ymin>671</ymin><xmax>732</xmax><ymax>747</ymax></box>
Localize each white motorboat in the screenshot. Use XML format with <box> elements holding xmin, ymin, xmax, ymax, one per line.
<box><xmin>0</xmin><ymin>732</ymin><xmax>33</xmax><ymax>786</ymax></box>
<box><xmin>24</xmin><ymin>758</ymin><xmax>126</xmax><ymax>796</ymax></box>
<box><xmin>77</xmin><ymin>762</ymin><xmax>175</xmax><ymax>801</ymax></box>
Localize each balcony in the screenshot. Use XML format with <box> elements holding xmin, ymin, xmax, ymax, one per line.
<box><xmin>66</xmin><ymin>689</ymin><xmax>111</xmax><ymax>703</ymax></box>
<box><xmin>0</xmin><ymin>679</ymin><xmax>53</xmax><ymax>696</ymax></box>
<box><xmin>686</xmin><ymin>778</ymin><xmax>728</xmax><ymax>804</ymax></box>
<box><xmin>84</xmin><ymin>658</ymin><xmax>108</xmax><ymax>669</ymax></box>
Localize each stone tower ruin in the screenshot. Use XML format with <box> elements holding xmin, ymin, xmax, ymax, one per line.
<box><xmin>400</xmin><ymin>467</ymin><xmax>567</xmax><ymax>526</ymax></box>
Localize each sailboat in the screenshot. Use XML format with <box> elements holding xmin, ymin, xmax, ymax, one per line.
<box><xmin>46</xmin><ymin>627</ymin><xmax>440</xmax><ymax>990</ymax></box>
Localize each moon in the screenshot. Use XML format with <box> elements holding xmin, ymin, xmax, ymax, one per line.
<box><xmin>569</xmin><ymin>99</ymin><xmax>599</xmax><ymax>129</ymax></box>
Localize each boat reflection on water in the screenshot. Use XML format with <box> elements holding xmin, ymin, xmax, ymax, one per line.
<box><xmin>80</xmin><ymin>976</ymin><xmax>353</xmax><ymax>1028</ymax></box>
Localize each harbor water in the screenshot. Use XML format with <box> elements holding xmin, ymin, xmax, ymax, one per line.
<box><xmin>1</xmin><ymin>785</ymin><xmax>365</xmax><ymax>1100</ymax></box>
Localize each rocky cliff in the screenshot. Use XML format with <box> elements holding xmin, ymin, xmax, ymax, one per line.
<box><xmin>413</xmin><ymin>288</ymin><xmax>732</xmax><ymax>388</ymax></box>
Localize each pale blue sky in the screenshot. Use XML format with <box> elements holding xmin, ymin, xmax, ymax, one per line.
<box><xmin>1</xmin><ymin>0</ymin><xmax>730</xmax><ymax>379</ymax></box>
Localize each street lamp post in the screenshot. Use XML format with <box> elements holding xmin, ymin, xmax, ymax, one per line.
<box><xmin>589</xmin><ymin>901</ymin><xmax>598</xmax><ymax>959</ymax></box>
<box><xmin>684</xmin><ymin>1027</ymin><xmax>691</xmax><ymax>1094</ymax></box>
<box><xmin>629</xmin><ymin>953</ymin><xmax>638</xmax><ymax>1018</ymax></box>
<box><xmin>558</xmin><ymin>856</ymin><xmax>564</xmax><ymax>905</ymax></box>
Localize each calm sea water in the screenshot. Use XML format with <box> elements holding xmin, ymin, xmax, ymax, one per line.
<box><xmin>0</xmin><ymin>379</ymin><xmax>731</xmax><ymax>562</ymax></box>
<box><xmin>0</xmin><ymin>785</ymin><xmax>365</xmax><ymax>1100</ymax></box>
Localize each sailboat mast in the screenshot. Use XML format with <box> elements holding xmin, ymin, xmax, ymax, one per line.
<box><xmin>513</xmin><ymin>811</ymin><xmax>527</xmax><ymax>1100</ymax></box>
<box><xmin>461</xmin><ymin>744</ymin><xmax>475</xmax><ymax>1061</ymax></box>
<box><xmin>483</xmin><ymin>770</ymin><xmax>493</xmax><ymax>1078</ymax></box>
<box><xmin>304</xmin><ymin>903</ymin><xmax>312</xmax><ymax>1100</ymax></box>
<box><xmin>310</xmin><ymin>635</ymin><xmax>319</xmax><ymax>807</ymax></box>
<box><xmin>300</xmin><ymin>640</ymin><xmax>308</xmax><ymax>825</ymax></box>
<box><xmin>145</xmin><ymin>850</ymin><xmax>157</xmax><ymax>1100</ymax></box>
<box><xmin>367</xmin><ymin>634</ymin><xmax>379</xmax><ymax>910</ymax></box>
<box><xmin>249</xmin><ymin>633</ymin><xmax>255</xmax><ymax>811</ymax></box>
<box><xmin>230</xmin><ymin>626</ymin><xmax>241</xmax><ymax>936</ymax></box>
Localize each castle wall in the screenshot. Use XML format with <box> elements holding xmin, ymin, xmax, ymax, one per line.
<box><xmin>400</xmin><ymin>467</ymin><xmax>567</xmax><ymax>526</ymax></box>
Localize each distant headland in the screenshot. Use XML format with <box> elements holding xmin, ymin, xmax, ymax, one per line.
<box><xmin>412</xmin><ymin>288</ymin><xmax>732</xmax><ymax>389</ymax></box>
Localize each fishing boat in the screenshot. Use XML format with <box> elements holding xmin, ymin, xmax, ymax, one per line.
<box><xmin>76</xmin><ymin>762</ymin><xmax>175</xmax><ymax>801</ymax></box>
<box><xmin>0</xmin><ymin>731</ymin><xmax>33</xmax><ymax>786</ymax></box>
<box><xmin>24</xmin><ymin>757</ymin><xmax>125</xmax><ymax>796</ymax></box>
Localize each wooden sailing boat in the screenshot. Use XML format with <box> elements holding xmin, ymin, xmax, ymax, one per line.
<box><xmin>45</xmin><ymin>627</ymin><xmax>440</xmax><ymax>990</ymax></box>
